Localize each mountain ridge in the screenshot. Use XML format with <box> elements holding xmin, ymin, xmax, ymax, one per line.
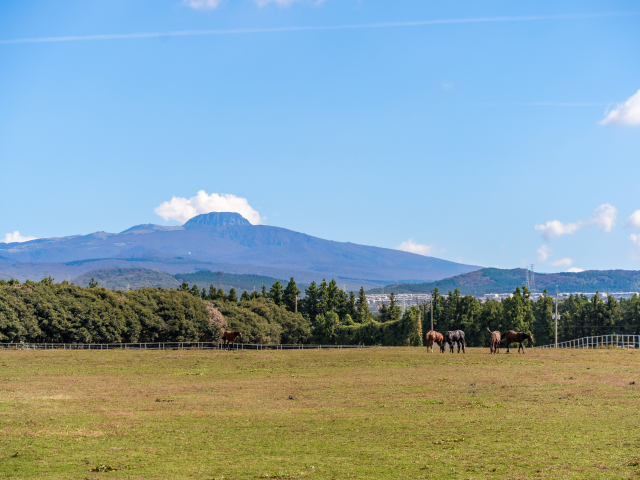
<box><xmin>0</xmin><ymin>212</ymin><xmax>481</xmax><ymax>288</ymax></box>
<box><xmin>366</xmin><ymin>268</ymin><xmax>640</xmax><ymax>296</ymax></box>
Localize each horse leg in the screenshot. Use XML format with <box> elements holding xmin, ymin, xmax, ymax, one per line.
<box><xmin>520</xmin><ymin>342</ymin><xmax>525</xmax><ymax>354</ymax></box>
<box><xmin>462</xmin><ymin>340</ymin><xmax>466</xmax><ymax>354</ymax></box>
<box><xmin>506</xmin><ymin>342</ymin><xmax>510</xmax><ymax>353</ymax></box>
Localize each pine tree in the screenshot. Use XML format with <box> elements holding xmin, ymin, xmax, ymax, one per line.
<box><xmin>301</xmin><ymin>281</ymin><xmax>320</xmax><ymax>321</ymax></box>
<box><xmin>269</xmin><ymin>281</ymin><xmax>284</xmax><ymax>306</ymax></box>
<box><xmin>208</xmin><ymin>284</ymin><xmax>217</xmax><ymax>300</ymax></box>
<box><xmin>355</xmin><ymin>287</ymin><xmax>371</xmax><ymax>323</ymax></box>
<box><xmin>387</xmin><ymin>292</ymin><xmax>402</xmax><ymax>322</ymax></box>
<box><xmin>250</xmin><ymin>290</ymin><xmax>261</xmax><ymax>300</ymax></box>
<box><xmin>217</xmin><ymin>288</ymin><xmax>225</xmax><ymax>299</ymax></box>
<box><xmin>179</xmin><ymin>282</ymin><xmax>189</xmax><ymax>292</ymax></box>
<box><xmin>283</xmin><ymin>277</ymin><xmax>301</xmax><ymax>312</ymax></box>
<box><xmin>346</xmin><ymin>291</ymin><xmax>357</xmax><ymax>319</ymax></box>
<box><xmin>240</xmin><ymin>290</ymin><xmax>250</xmax><ymax>302</ymax></box>
<box><xmin>227</xmin><ymin>288</ymin><xmax>238</xmax><ymax>303</ymax></box>
<box><xmin>190</xmin><ymin>284</ymin><xmax>200</xmax><ymax>297</ymax></box>
<box><xmin>88</xmin><ymin>278</ymin><xmax>98</xmax><ymax>288</ymax></box>
<box><xmin>201</xmin><ymin>288</ymin><xmax>207</xmax><ymax>299</ymax></box>
<box><xmin>261</xmin><ymin>285</ymin><xmax>267</xmax><ymax>297</ymax></box>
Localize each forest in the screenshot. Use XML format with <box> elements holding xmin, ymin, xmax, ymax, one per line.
<box><xmin>1</xmin><ymin>276</ymin><xmax>639</xmax><ymax>347</ymax></box>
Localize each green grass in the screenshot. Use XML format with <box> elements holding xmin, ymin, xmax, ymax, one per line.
<box><xmin>1</xmin><ymin>347</ymin><xmax>639</xmax><ymax>479</ymax></box>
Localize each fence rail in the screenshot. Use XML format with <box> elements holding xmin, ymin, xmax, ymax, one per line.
<box><xmin>0</xmin><ymin>342</ymin><xmax>377</xmax><ymax>351</ymax></box>
<box><xmin>537</xmin><ymin>334</ymin><xmax>640</xmax><ymax>349</ymax></box>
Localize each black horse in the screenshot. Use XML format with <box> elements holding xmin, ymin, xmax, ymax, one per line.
<box><xmin>443</xmin><ymin>330</ymin><xmax>466</xmax><ymax>353</ymax></box>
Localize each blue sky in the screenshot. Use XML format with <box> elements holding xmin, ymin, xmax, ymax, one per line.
<box><xmin>1</xmin><ymin>0</ymin><xmax>639</xmax><ymax>273</ymax></box>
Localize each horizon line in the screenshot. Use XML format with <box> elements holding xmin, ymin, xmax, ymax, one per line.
<box><xmin>1</xmin><ymin>11</ymin><xmax>638</xmax><ymax>45</ymax></box>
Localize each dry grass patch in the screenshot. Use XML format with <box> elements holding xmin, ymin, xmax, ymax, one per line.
<box><xmin>0</xmin><ymin>348</ymin><xmax>639</xmax><ymax>479</ymax></box>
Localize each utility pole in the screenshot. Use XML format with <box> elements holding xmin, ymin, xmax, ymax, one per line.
<box><xmin>555</xmin><ymin>285</ymin><xmax>558</xmax><ymax>349</ymax></box>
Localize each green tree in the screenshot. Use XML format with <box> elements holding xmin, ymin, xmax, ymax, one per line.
<box><xmin>227</xmin><ymin>288</ymin><xmax>238</xmax><ymax>303</ymax></box>
<box><xmin>268</xmin><ymin>281</ymin><xmax>284</xmax><ymax>307</ymax></box>
<box><xmin>240</xmin><ymin>291</ymin><xmax>250</xmax><ymax>302</ymax></box>
<box><xmin>301</xmin><ymin>281</ymin><xmax>320</xmax><ymax>322</ymax></box>
<box><xmin>88</xmin><ymin>278</ymin><xmax>98</xmax><ymax>288</ymax></box>
<box><xmin>208</xmin><ymin>284</ymin><xmax>217</xmax><ymax>300</ymax></box>
<box><xmin>283</xmin><ymin>277</ymin><xmax>301</xmax><ymax>312</ymax></box>
<box><xmin>355</xmin><ymin>287</ymin><xmax>372</xmax><ymax>323</ymax></box>
<box><xmin>533</xmin><ymin>290</ymin><xmax>554</xmax><ymax>346</ymax></box>
<box><xmin>313</xmin><ymin>311</ymin><xmax>340</xmax><ymax>344</ymax></box>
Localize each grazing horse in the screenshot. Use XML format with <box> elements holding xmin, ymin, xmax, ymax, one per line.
<box><xmin>443</xmin><ymin>330</ymin><xmax>466</xmax><ymax>353</ymax></box>
<box><xmin>487</xmin><ymin>327</ymin><xmax>501</xmax><ymax>354</ymax></box>
<box><xmin>222</xmin><ymin>330</ymin><xmax>242</xmax><ymax>350</ymax></box>
<box><xmin>502</xmin><ymin>330</ymin><xmax>534</xmax><ymax>353</ymax></box>
<box><xmin>425</xmin><ymin>330</ymin><xmax>444</xmax><ymax>353</ymax></box>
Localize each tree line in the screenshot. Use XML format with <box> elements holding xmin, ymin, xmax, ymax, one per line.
<box><xmin>1</xmin><ymin>276</ymin><xmax>639</xmax><ymax>346</ymax></box>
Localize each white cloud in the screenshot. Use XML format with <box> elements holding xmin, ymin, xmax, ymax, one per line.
<box><xmin>536</xmin><ymin>245</ymin><xmax>551</xmax><ymax>262</ymax></box>
<box><xmin>630</xmin><ymin>234</ymin><xmax>640</xmax><ymax>248</ymax></box>
<box><xmin>535</xmin><ymin>204</ymin><xmax>617</xmax><ymax>241</ymax></box>
<box><xmin>588</xmin><ymin>203</ymin><xmax>617</xmax><ymax>232</ymax></box>
<box><xmin>566</xmin><ymin>267</ymin><xmax>585</xmax><ymax>273</ymax></box>
<box><xmin>396</xmin><ymin>238</ymin><xmax>435</xmax><ymax>256</ymax></box>
<box><xmin>626</xmin><ymin>210</ymin><xmax>640</xmax><ymax>230</ymax></box>
<box><xmin>154</xmin><ymin>191</ymin><xmax>263</xmax><ymax>224</ymax></box>
<box><xmin>551</xmin><ymin>258</ymin><xmax>573</xmax><ymax>268</ymax></box>
<box><xmin>600</xmin><ymin>88</ymin><xmax>640</xmax><ymax>126</ymax></box>
<box><xmin>1</xmin><ymin>231</ymin><xmax>37</xmax><ymax>244</ymax></box>
<box><xmin>534</xmin><ymin>220</ymin><xmax>580</xmax><ymax>241</ymax></box>
<box><xmin>182</xmin><ymin>0</ymin><xmax>224</xmax><ymax>9</ymax></box>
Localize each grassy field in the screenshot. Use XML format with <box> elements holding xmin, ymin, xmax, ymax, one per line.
<box><xmin>1</xmin><ymin>347</ymin><xmax>639</xmax><ymax>479</ymax></box>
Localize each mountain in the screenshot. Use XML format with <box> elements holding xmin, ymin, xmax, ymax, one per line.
<box><xmin>0</xmin><ymin>212</ymin><xmax>480</xmax><ymax>289</ymax></box>
<box><xmin>366</xmin><ymin>268</ymin><xmax>640</xmax><ymax>296</ymax></box>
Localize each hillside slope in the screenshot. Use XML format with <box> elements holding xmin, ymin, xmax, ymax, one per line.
<box><xmin>0</xmin><ymin>212</ymin><xmax>481</xmax><ymax>288</ymax></box>
<box><xmin>367</xmin><ymin>268</ymin><xmax>640</xmax><ymax>295</ymax></box>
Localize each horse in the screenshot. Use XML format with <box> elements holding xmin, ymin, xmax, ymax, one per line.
<box><xmin>443</xmin><ymin>330</ymin><xmax>466</xmax><ymax>353</ymax></box>
<box><xmin>222</xmin><ymin>330</ymin><xmax>242</xmax><ymax>350</ymax></box>
<box><xmin>425</xmin><ymin>330</ymin><xmax>444</xmax><ymax>353</ymax></box>
<box><xmin>502</xmin><ymin>330</ymin><xmax>534</xmax><ymax>353</ymax></box>
<box><xmin>487</xmin><ymin>327</ymin><xmax>501</xmax><ymax>354</ymax></box>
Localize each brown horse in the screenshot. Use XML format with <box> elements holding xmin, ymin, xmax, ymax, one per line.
<box><xmin>502</xmin><ymin>330</ymin><xmax>534</xmax><ymax>353</ymax></box>
<box><xmin>425</xmin><ymin>330</ymin><xmax>444</xmax><ymax>353</ymax></box>
<box><xmin>487</xmin><ymin>327</ymin><xmax>501</xmax><ymax>354</ymax></box>
<box><xmin>222</xmin><ymin>330</ymin><xmax>242</xmax><ymax>350</ymax></box>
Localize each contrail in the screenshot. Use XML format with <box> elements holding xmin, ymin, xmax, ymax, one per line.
<box><xmin>0</xmin><ymin>12</ymin><xmax>637</xmax><ymax>45</ymax></box>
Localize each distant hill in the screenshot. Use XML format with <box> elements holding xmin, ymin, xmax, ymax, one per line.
<box><xmin>174</xmin><ymin>270</ymin><xmax>309</xmax><ymax>294</ymax></box>
<box><xmin>1</xmin><ymin>212</ymin><xmax>480</xmax><ymax>289</ymax></box>
<box><xmin>71</xmin><ymin>268</ymin><xmax>307</xmax><ymax>293</ymax></box>
<box><xmin>73</xmin><ymin>268</ymin><xmax>180</xmax><ymax>290</ymax></box>
<box><xmin>366</xmin><ymin>268</ymin><xmax>640</xmax><ymax>296</ymax></box>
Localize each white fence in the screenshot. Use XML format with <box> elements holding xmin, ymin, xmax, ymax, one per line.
<box><xmin>0</xmin><ymin>342</ymin><xmax>376</xmax><ymax>351</ymax></box>
<box><xmin>538</xmin><ymin>334</ymin><xmax>640</xmax><ymax>349</ymax></box>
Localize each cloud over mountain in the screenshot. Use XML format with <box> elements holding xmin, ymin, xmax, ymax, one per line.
<box><xmin>396</xmin><ymin>238</ymin><xmax>435</xmax><ymax>256</ymax></box>
<box><xmin>154</xmin><ymin>191</ymin><xmax>263</xmax><ymax>225</ymax></box>
<box><xmin>1</xmin><ymin>231</ymin><xmax>37</xmax><ymax>244</ymax></box>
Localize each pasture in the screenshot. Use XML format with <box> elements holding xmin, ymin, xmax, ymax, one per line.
<box><xmin>0</xmin><ymin>347</ymin><xmax>639</xmax><ymax>479</ymax></box>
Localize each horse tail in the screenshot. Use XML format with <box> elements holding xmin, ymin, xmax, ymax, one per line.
<box><xmin>487</xmin><ymin>327</ymin><xmax>492</xmax><ymax>334</ymax></box>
